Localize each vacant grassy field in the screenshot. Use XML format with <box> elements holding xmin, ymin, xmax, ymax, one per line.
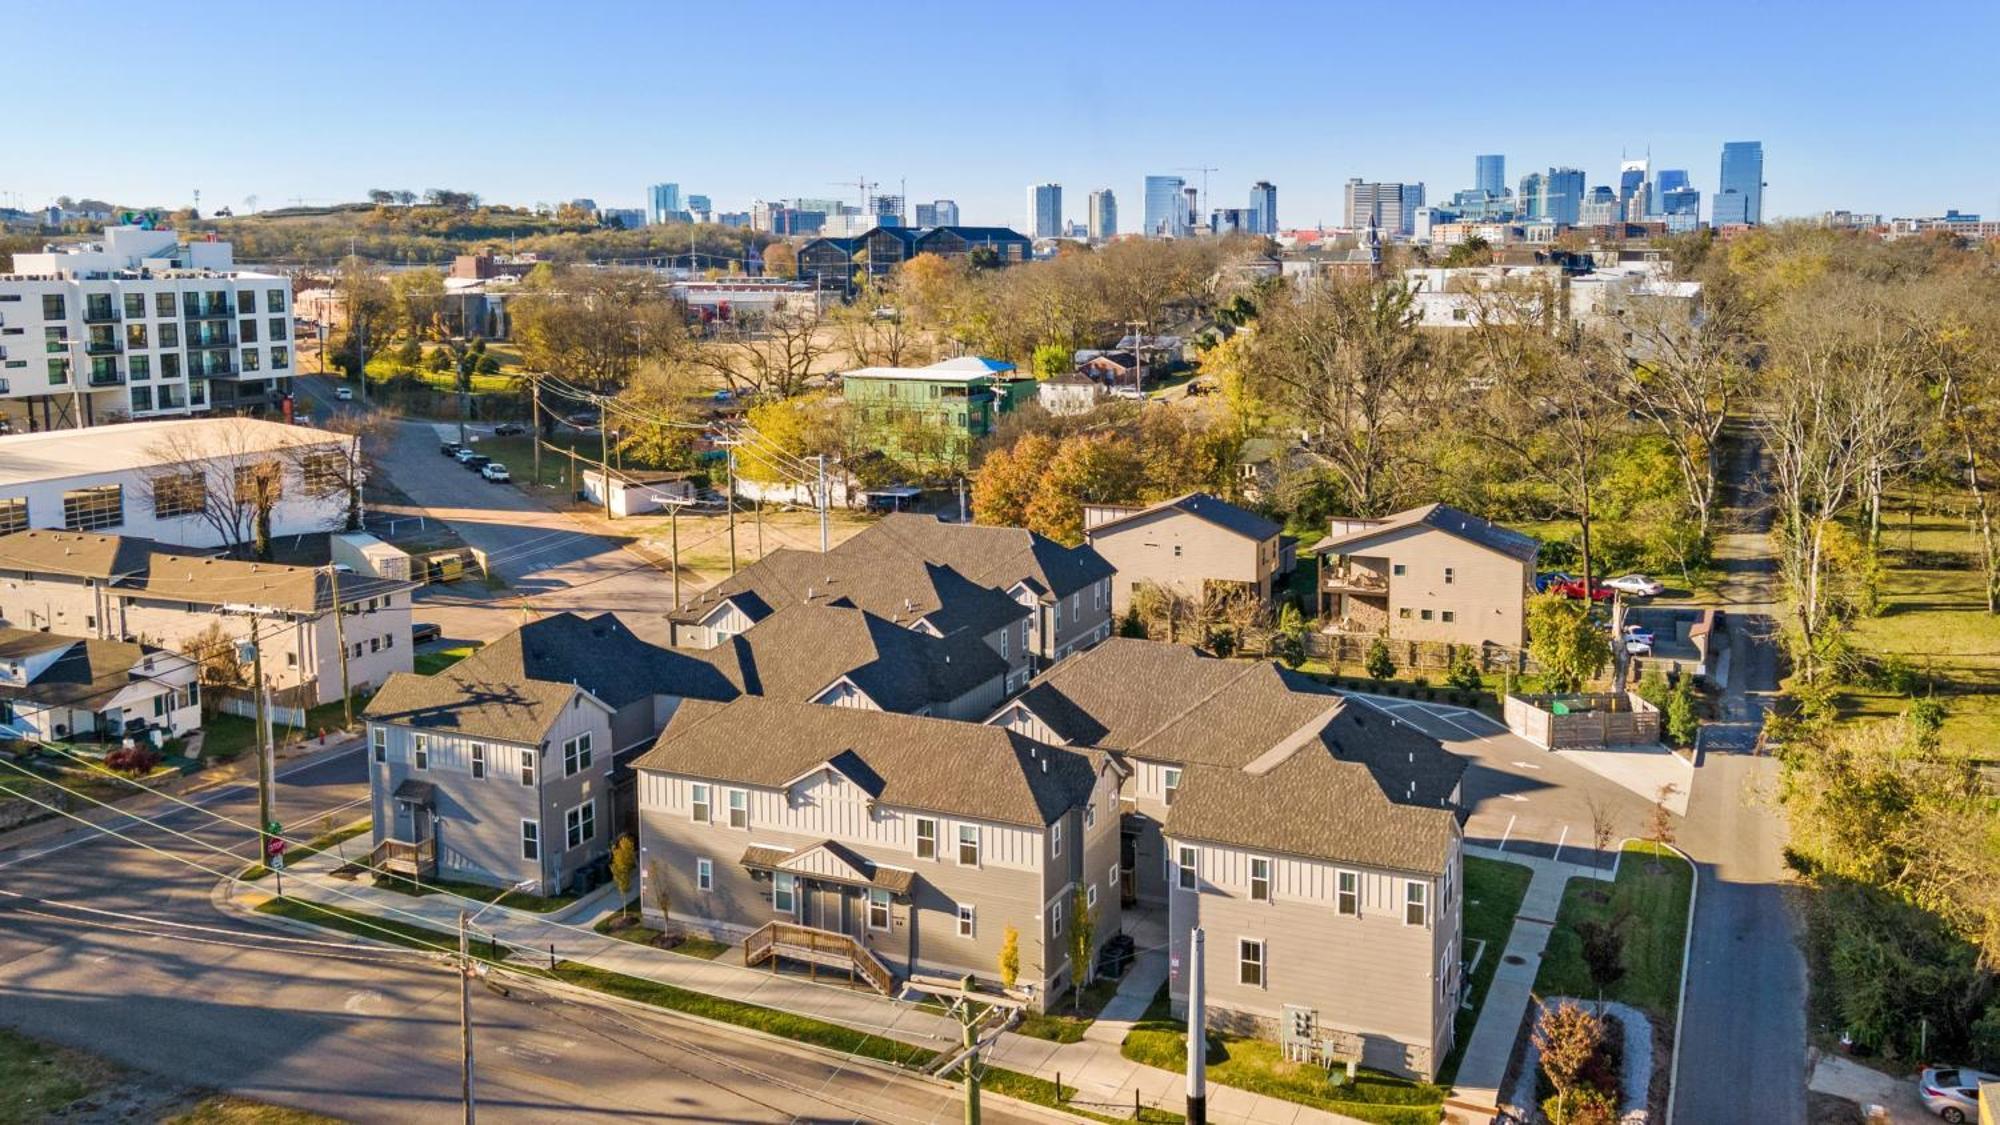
<box><xmin>414</xmin><ymin>645</ymin><xmax>476</xmax><ymax>676</ymax></box>
<box><xmin>1840</xmin><ymin>501</ymin><xmax>2000</xmax><ymax>762</ymax></box>
<box><xmin>1535</xmin><ymin>841</ymin><xmax>1693</xmax><ymax>1018</ymax></box>
<box><xmin>617</xmin><ymin>504</ymin><xmax>875</xmax><ymax>582</ymax></box>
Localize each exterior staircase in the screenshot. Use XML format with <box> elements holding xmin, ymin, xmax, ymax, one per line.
<box><xmin>744</xmin><ymin>921</ymin><xmax>896</xmax><ymax>995</ymax></box>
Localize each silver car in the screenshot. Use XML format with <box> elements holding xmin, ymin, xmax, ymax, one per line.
<box><xmin>1920</xmin><ymin>1067</ymin><xmax>1997</xmax><ymax>1123</ymax></box>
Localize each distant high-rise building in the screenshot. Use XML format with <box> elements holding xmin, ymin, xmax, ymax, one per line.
<box><xmin>1713</xmin><ymin>141</ymin><xmax>1765</xmax><ymax>226</ymax></box>
<box><xmin>1578</xmin><ymin>185</ymin><xmax>1620</xmax><ymax>226</ymax></box>
<box><xmin>934</xmin><ymin>200</ymin><xmax>959</xmax><ymax>227</ymax></box>
<box><xmin>1654</xmin><ymin>169</ymin><xmax>1689</xmax><ymax>196</ymax></box>
<box><xmin>1182</xmin><ymin>186</ymin><xmax>1200</xmax><ymax>232</ymax></box>
<box><xmin>1248</xmin><ymin>181</ymin><xmax>1277</xmax><ymax>235</ymax></box>
<box><xmin>1618</xmin><ymin>160</ymin><xmax>1650</xmax><ymax>222</ymax></box>
<box><xmin>647</xmin><ymin>183</ymin><xmax>681</xmax><ymax>225</ymax></box>
<box><xmin>914</xmin><ymin>202</ymin><xmax>937</xmax><ymax>227</ymax></box>
<box><xmin>1211</xmin><ymin>208</ymin><xmax>1255</xmax><ymax>236</ymax></box>
<box><xmin>1518</xmin><ymin>172</ymin><xmax>1546</xmax><ymax>220</ymax></box>
<box><xmin>1661</xmin><ymin>185</ymin><xmax>1702</xmax><ymax>232</ymax></box>
<box><xmin>872</xmin><ymin>194</ymin><xmax>905</xmax><ymax>227</ymax></box>
<box><xmin>1475</xmin><ymin>155</ymin><xmax>1505</xmax><ymax>197</ymax></box>
<box><xmin>1027</xmin><ymin>183</ymin><xmax>1063</xmax><ymax>238</ymax></box>
<box><xmin>1543</xmin><ymin>167</ymin><xmax>1586</xmax><ymax>226</ymax></box>
<box><xmin>686</xmin><ymin>194</ymin><xmax>712</xmax><ymax>218</ymax></box>
<box><xmin>1143</xmin><ymin>175</ymin><xmax>1188</xmax><ymax>237</ymax></box>
<box><xmin>1088</xmin><ymin>189</ymin><xmax>1117</xmax><ymax>240</ymax></box>
<box><xmin>1342</xmin><ymin>179</ymin><xmax>1424</xmax><ymax>236</ymax></box>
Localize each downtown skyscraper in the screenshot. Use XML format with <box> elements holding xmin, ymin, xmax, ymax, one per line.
<box><xmin>1027</xmin><ymin>183</ymin><xmax>1063</xmax><ymax>239</ymax></box>
<box><xmin>1143</xmin><ymin>175</ymin><xmax>1187</xmax><ymax>237</ymax></box>
<box><xmin>1474</xmin><ymin>155</ymin><xmax>1505</xmax><ymax>197</ymax></box>
<box><xmin>1248</xmin><ymin>181</ymin><xmax>1278</xmax><ymax>235</ymax></box>
<box><xmin>1088</xmin><ymin>189</ymin><xmax>1117</xmax><ymax>240</ymax></box>
<box><xmin>1712</xmin><ymin>141</ymin><xmax>1765</xmax><ymax>226</ymax></box>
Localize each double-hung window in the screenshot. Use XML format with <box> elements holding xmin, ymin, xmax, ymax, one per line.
<box><xmin>915</xmin><ymin>816</ymin><xmax>937</xmax><ymax>860</ymax></box>
<box><xmin>1051</xmin><ymin>897</ymin><xmax>1063</xmax><ymax>938</ymax></box>
<box><xmin>957</xmin><ymin>904</ymin><xmax>975</xmax><ymax>937</ymax></box>
<box><xmin>957</xmin><ymin>824</ymin><xmax>979</xmax><ymax>866</ymax></box>
<box><xmin>1175</xmin><ymin>845</ymin><xmax>1197</xmax><ymax>891</ymax></box>
<box><xmin>1249</xmin><ymin>857</ymin><xmax>1271</xmax><ymax>903</ymax></box>
<box><xmin>565</xmin><ymin>800</ymin><xmax>596</xmax><ymax>849</ymax></box>
<box><xmin>1239</xmin><ymin>939</ymin><xmax>1266</xmax><ymax>987</ymax></box>
<box><xmin>470</xmin><ymin>744</ymin><xmax>485</xmax><ymax>779</ymax></box>
<box><xmin>412</xmin><ymin>735</ymin><xmax>428</xmax><ymax>771</ymax></box>
<box><xmin>773</xmin><ymin>873</ymin><xmax>797</xmax><ymax>915</ymax></box>
<box><xmin>726</xmin><ymin>788</ymin><xmax>748</xmax><ymax>829</ymax></box>
<box><xmin>562</xmin><ymin>732</ymin><xmax>592</xmax><ymax>776</ymax></box>
<box><xmin>690</xmin><ymin>783</ymin><xmax>711</xmax><ymax>824</ymax></box>
<box><xmin>1336</xmin><ymin>870</ymin><xmax>1359</xmax><ymax>916</ymax></box>
<box><xmin>370</xmin><ymin>727</ymin><xmax>386</xmax><ymax>763</ymax></box>
<box><xmin>1162</xmin><ymin>767</ymin><xmax>1182</xmax><ymax>806</ymax></box>
<box><xmin>696</xmin><ymin>857</ymin><xmax>713</xmax><ymax>891</ymax></box>
<box><xmin>1405</xmin><ymin>880</ymin><xmax>1429</xmax><ymax>927</ymax></box>
<box><xmin>520</xmin><ymin>820</ymin><xmax>539</xmax><ymax>861</ymax></box>
<box><xmin>1051</xmin><ymin>821</ymin><xmax>1063</xmax><ymax>859</ymax></box>
<box><xmin>519</xmin><ymin>748</ymin><xmax>536</xmax><ymax>787</ymax></box>
<box><xmin>867</xmin><ymin>889</ymin><xmax>891</xmax><ymax>930</ymax></box>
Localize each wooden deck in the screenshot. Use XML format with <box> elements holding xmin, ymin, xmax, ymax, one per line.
<box><xmin>744</xmin><ymin>921</ymin><xmax>896</xmax><ymax>995</ymax></box>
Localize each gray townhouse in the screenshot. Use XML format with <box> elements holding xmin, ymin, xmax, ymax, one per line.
<box><xmin>361</xmin><ymin>612</ymin><xmax>737</xmax><ymax>894</ymax></box>
<box><xmin>986</xmin><ymin>637</ymin><xmax>1468</xmax><ymax>1079</ymax></box>
<box><xmin>668</xmin><ymin>513</ymin><xmax>1114</xmax><ymax>683</ymax></box>
<box><xmin>633</xmin><ymin>697</ymin><xmax>1125</xmax><ymax>1009</ymax></box>
<box><xmin>702</xmin><ymin>602</ymin><xmax>1009</xmax><ymax>721</ymax></box>
<box><xmin>0</xmin><ymin>529</ymin><xmax>412</xmax><ymax>718</ymax></box>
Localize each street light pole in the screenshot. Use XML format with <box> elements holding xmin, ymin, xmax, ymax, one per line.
<box><xmin>459</xmin><ymin>909</ymin><xmax>477</xmax><ymax>1124</ymax></box>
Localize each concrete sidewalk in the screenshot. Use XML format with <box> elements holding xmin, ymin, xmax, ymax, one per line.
<box><xmin>236</xmin><ymin>852</ymin><xmax>1372</xmax><ymax>1124</ymax></box>
<box><xmin>1447</xmin><ymin>847</ymin><xmax>1606</xmax><ymax>1118</ymax></box>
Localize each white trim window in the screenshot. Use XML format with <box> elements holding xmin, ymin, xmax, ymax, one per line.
<box><xmin>1094</xmin><ymin>580</ymin><xmax>1104</xmax><ymax>610</ymax></box>
<box><xmin>470</xmin><ymin>743</ymin><xmax>486</xmax><ymax>780</ymax></box>
<box><xmin>1051</xmin><ymin>821</ymin><xmax>1063</xmax><ymax>859</ymax></box>
<box><xmin>1239</xmin><ymin>939</ymin><xmax>1265</xmax><ymax>987</ymax></box>
<box><xmin>519</xmin><ymin>748</ymin><xmax>535</xmax><ymax>787</ymax></box>
<box><xmin>1084</xmin><ymin>802</ymin><xmax>1096</xmax><ymax>830</ymax></box>
<box><xmin>726</xmin><ymin>788</ymin><xmax>748</xmax><ymax>829</ymax></box>
<box><xmin>565</xmin><ymin>800</ymin><xmax>596</xmax><ymax>849</ymax></box>
<box><xmin>957</xmin><ymin>903</ymin><xmax>975</xmax><ymax>938</ymax></box>
<box><xmin>1249</xmin><ymin>856</ymin><xmax>1271</xmax><ymax>903</ymax></box>
<box><xmin>370</xmin><ymin>727</ymin><xmax>386</xmax><ymax>762</ymax></box>
<box><xmin>520</xmin><ymin>819</ymin><xmax>539</xmax><ymax>861</ymax></box>
<box><xmin>412</xmin><ymin>735</ymin><xmax>428</xmax><ymax>771</ymax></box>
<box><xmin>867</xmin><ymin>889</ymin><xmax>891</xmax><ymax>931</ymax></box>
<box><xmin>1109</xmin><ymin>862</ymin><xmax>1121</xmax><ymax>891</ymax></box>
<box><xmin>1405</xmin><ymin>880</ymin><xmax>1429</xmax><ymax>927</ymax></box>
<box><xmin>957</xmin><ymin>824</ymin><xmax>979</xmax><ymax>866</ymax></box>
<box><xmin>1176</xmin><ymin>845</ymin><xmax>1197</xmax><ymax>891</ymax></box>
<box><xmin>1051</xmin><ymin>896</ymin><xmax>1064</xmax><ymax>938</ymax></box>
<box><xmin>915</xmin><ymin>816</ymin><xmax>937</xmax><ymax>860</ymax></box>
<box><xmin>562</xmin><ymin>732</ymin><xmax>593</xmax><ymax>777</ymax></box>
<box><xmin>1000</xmin><ymin>627</ymin><xmax>1008</xmax><ymax>660</ymax></box>
<box><xmin>696</xmin><ymin>857</ymin><xmax>713</xmax><ymax>891</ymax></box>
<box><xmin>690</xmin><ymin>783</ymin><xmax>711</xmax><ymax>824</ymax></box>
<box><xmin>1162</xmin><ymin>766</ymin><xmax>1181</xmax><ymax>806</ymax></box>
<box><xmin>1087</xmin><ymin>883</ymin><xmax>1098</xmax><ymax>909</ymax></box>
<box><xmin>1337</xmin><ymin>870</ymin><xmax>1360</xmax><ymax>917</ymax></box>
<box><xmin>773</xmin><ymin>873</ymin><xmax>798</xmax><ymax>916</ymax></box>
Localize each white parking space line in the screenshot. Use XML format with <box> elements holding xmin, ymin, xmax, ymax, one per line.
<box><xmin>1498</xmin><ymin>814</ymin><xmax>1517</xmax><ymax>850</ymax></box>
<box><xmin>1551</xmin><ymin>824</ymin><xmax>1570</xmax><ymax>864</ymax></box>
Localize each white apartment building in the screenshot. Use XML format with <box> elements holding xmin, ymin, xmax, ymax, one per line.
<box><xmin>0</xmin><ymin>226</ymin><xmax>295</xmax><ymax>431</ymax></box>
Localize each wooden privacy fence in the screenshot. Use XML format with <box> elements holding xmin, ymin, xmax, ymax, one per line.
<box><xmin>1503</xmin><ymin>691</ymin><xmax>1660</xmax><ymax>750</ymax></box>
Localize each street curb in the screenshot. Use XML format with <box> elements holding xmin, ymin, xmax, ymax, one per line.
<box><xmin>215</xmin><ymin>879</ymin><xmax>1081</xmax><ymax>1124</ymax></box>
<box><xmin>1661</xmin><ymin>840</ymin><xmax>1698</xmax><ymax>1125</ymax></box>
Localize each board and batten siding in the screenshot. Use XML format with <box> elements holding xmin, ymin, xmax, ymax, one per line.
<box><xmin>1163</xmin><ymin>836</ymin><xmax>1462</xmax><ymax>1079</ymax></box>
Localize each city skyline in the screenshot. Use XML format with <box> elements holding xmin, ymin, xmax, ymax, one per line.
<box><xmin>5</xmin><ymin>1</ymin><xmax>1997</xmax><ymax>227</ymax></box>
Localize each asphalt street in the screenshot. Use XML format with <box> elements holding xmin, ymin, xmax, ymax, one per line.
<box><xmin>0</xmin><ymin>746</ymin><xmax>1045</xmax><ymax>1123</ymax></box>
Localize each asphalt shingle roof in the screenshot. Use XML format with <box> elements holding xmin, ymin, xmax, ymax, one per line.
<box><xmin>1309</xmin><ymin>503</ymin><xmax>1539</xmax><ymax>563</ymax></box>
<box><xmin>363</xmin><ymin>668</ymin><xmax>592</xmax><ymax>746</ymax></box>
<box><xmin>0</xmin><ymin>627</ymin><xmax>183</xmax><ymax>711</ymax></box>
<box><xmin>0</xmin><ymin>530</ymin><xmax>157</xmax><ymax>579</ymax></box>
<box><xmin>0</xmin><ymin>530</ymin><xmax>410</xmax><ymax>612</ymax></box>
<box><xmin>633</xmin><ymin>697</ymin><xmax>1101</xmax><ymax>828</ymax></box>
<box><xmin>866</xmin><ymin>513</ymin><xmax>1113</xmax><ymax>599</ymax></box>
<box><xmin>1085</xmin><ymin>492</ymin><xmax>1282</xmax><ymax>544</ymax></box>
<box><xmin>703</xmin><ymin>603</ymin><xmax>1004</xmax><ymax>712</ymax></box>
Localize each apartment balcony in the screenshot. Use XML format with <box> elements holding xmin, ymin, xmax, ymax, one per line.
<box><xmin>83</xmin><ymin>339</ymin><xmax>123</xmax><ymax>356</ymax></box>
<box><xmin>185</xmin><ymin>332</ymin><xmax>237</xmax><ymax>349</ymax></box>
<box><xmin>88</xmin><ymin>372</ymin><xmax>126</xmax><ymax>388</ymax></box>
<box><xmin>81</xmin><ymin>307</ymin><xmax>121</xmax><ymax>324</ymax></box>
<box><xmin>183</xmin><ymin>304</ymin><xmax>236</xmax><ymax>321</ymax></box>
<box><xmin>192</xmin><ymin>365</ymin><xmax>240</xmax><ymax>379</ymax></box>
<box><xmin>1321</xmin><ymin>565</ymin><xmax>1390</xmax><ymax>594</ymax></box>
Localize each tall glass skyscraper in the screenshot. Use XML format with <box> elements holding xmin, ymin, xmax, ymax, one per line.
<box><xmin>1248</xmin><ymin>181</ymin><xmax>1277</xmax><ymax>235</ymax></box>
<box><xmin>1088</xmin><ymin>189</ymin><xmax>1117</xmax><ymax>240</ymax></box>
<box><xmin>1143</xmin><ymin>175</ymin><xmax>1187</xmax><ymax>237</ymax></box>
<box><xmin>647</xmin><ymin>183</ymin><xmax>681</xmax><ymax>226</ymax></box>
<box><xmin>1713</xmin><ymin>141</ymin><xmax>1765</xmax><ymax>226</ymax></box>
<box><xmin>1543</xmin><ymin>167</ymin><xmax>1586</xmax><ymax>226</ymax></box>
<box><xmin>1474</xmin><ymin>155</ymin><xmax>1505</xmax><ymax>197</ymax></box>
<box><xmin>1027</xmin><ymin>183</ymin><xmax>1063</xmax><ymax>238</ymax></box>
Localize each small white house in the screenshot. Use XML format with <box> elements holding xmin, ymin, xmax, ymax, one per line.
<box><xmin>581</xmin><ymin>469</ymin><xmax>696</xmax><ymax>518</ymax></box>
<box><xmin>0</xmin><ymin>628</ymin><xmax>201</xmax><ymax>744</ymax></box>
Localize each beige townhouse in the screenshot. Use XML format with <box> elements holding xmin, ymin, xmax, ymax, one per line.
<box><xmin>0</xmin><ymin>529</ymin><xmax>411</xmax><ymax>718</ymax></box>
<box><xmin>1083</xmin><ymin>492</ymin><xmax>1285</xmax><ymax>616</ymax></box>
<box><xmin>1309</xmin><ymin>502</ymin><xmax>1538</xmax><ymax>648</ymax></box>
<box><xmin>987</xmin><ymin>637</ymin><xmax>1468</xmax><ymax>1079</ymax></box>
<box><xmin>634</xmin><ymin>697</ymin><xmax>1125</xmax><ymax>1009</ymax></box>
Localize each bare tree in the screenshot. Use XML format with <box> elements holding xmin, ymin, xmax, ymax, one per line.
<box><xmin>510</xmin><ymin>266</ymin><xmax>684</xmax><ymax>394</ymax></box>
<box><xmin>140</xmin><ymin>420</ymin><xmax>294</xmax><ymax>559</ymax></box>
<box><xmin>700</xmin><ymin>299</ymin><xmax>828</xmax><ymax>399</ymax></box>
<box><xmin>279</xmin><ymin>412</ymin><xmax>387</xmax><ymax>533</ymax></box>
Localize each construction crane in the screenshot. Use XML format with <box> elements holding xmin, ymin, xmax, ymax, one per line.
<box><xmin>1177</xmin><ymin>165</ymin><xmax>1219</xmax><ymax>223</ymax></box>
<box><xmin>829</xmin><ymin>177</ymin><xmax>878</xmax><ymax>216</ymax></box>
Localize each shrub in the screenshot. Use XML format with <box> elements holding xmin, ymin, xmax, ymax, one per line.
<box><xmin>104</xmin><ymin>746</ymin><xmax>161</xmax><ymax>775</ymax></box>
<box><xmin>1446</xmin><ymin>646</ymin><xmax>1484</xmax><ymax>693</ymax></box>
<box><xmin>1365</xmin><ymin>638</ymin><xmax>1395</xmax><ymax>682</ymax></box>
<box><xmin>1665</xmin><ymin>676</ymin><xmax>1700</xmax><ymax>747</ymax></box>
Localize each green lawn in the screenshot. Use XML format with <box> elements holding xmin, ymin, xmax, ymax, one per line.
<box><xmin>1121</xmin><ymin>986</ymin><xmax>1445</xmax><ymax>1124</ymax></box>
<box><xmin>591</xmin><ymin>915</ymin><xmax>731</xmax><ymax>960</ymax></box>
<box><xmin>414</xmin><ymin>645</ymin><xmax>475</xmax><ymax>676</ymax></box>
<box><xmin>0</xmin><ymin>1026</ymin><xmax>118</xmax><ymax>1123</ymax></box>
<box><xmin>200</xmin><ymin>714</ymin><xmax>257</xmax><ymax>759</ymax></box>
<box><xmin>165</xmin><ymin>1096</ymin><xmax>343</xmax><ymax>1124</ymax></box>
<box><xmin>242</xmin><ymin>818</ymin><xmax>371</xmax><ymax>881</ymax></box>
<box><xmin>1437</xmin><ymin>855</ymin><xmax>1535</xmax><ymax>1086</ymax></box>
<box><xmin>1535</xmin><ymin>841</ymin><xmax>1694</xmax><ymax>1018</ymax></box>
<box><xmin>368</xmin><ymin>873</ymin><xmax>576</xmax><ymax>913</ymax></box>
<box><xmin>475</xmin><ymin>433</ymin><xmax>593</xmax><ymax>490</ymax></box>
<box><xmin>1015</xmin><ymin>973</ymin><xmax>1125</xmax><ymax>1043</ymax></box>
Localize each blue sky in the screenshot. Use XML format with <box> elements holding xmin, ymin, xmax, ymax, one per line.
<box><xmin>9</xmin><ymin>0</ymin><xmax>1998</xmax><ymax>228</ymax></box>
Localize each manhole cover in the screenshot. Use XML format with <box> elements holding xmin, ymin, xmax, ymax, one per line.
<box><xmin>1503</xmin><ymin>955</ymin><xmax>1527</xmax><ymax>966</ymax></box>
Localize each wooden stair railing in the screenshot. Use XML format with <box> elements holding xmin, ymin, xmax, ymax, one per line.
<box><xmin>744</xmin><ymin>920</ymin><xmax>897</xmax><ymax>996</ymax></box>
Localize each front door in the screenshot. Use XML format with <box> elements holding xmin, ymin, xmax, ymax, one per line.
<box><xmin>1120</xmin><ymin>830</ymin><xmax>1138</xmax><ymax>907</ymax></box>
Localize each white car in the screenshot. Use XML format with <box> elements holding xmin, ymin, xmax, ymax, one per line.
<box><xmin>1623</xmin><ymin>625</ymin><xmax>1655</xmax><ymax>656</ymax></box>
<box><xmin>334</xmin><ymin>386</ymin><xmax>353</xmax><ymax>401</ymax></box>
<box><xmin>481</xmin><ymin>462</ymin><xmax>511</xmax><ymax>483</ymax></box>
<box><xmin>1604</xmin><ymin>574</ymin><xmax>1665</xmax><ymax>597</ymax></box>
<box><xmin>1921</xmin><ymin>1067</ymin><xmax>1997</xmax><ymax>1123</ymax></box>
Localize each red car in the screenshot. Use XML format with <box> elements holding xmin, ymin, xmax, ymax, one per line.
<box><xmin>1552</xmin><ymin>577</ymin><xmax>1616</xmax><ymax>603</ymax></box>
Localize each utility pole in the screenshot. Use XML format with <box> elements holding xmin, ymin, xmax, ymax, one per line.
<box><xmin>953</xmin><ymin>976</ymin><xmax>983</xmax><ymax>1125</ymax></box>
<box><xmin>327</xmin><ymin>564</ymin><xmax>353</xmax><ymax>730</ymax></box>
<box><xmin>754</xmin><ymin>494</ymin><xmax>764</xmax><ymax>560</ymax></box>
<box><xmin>670</xmin><ymin>501</ymin><xmax>682</xmax><ymax>610</ymax></box>
<box><xmin>957</xmin><ymin>475</ymin><xmax>967</xmax><ymax>523</ymax></box>
<box><xmin>816</xmin><ymin>454</ymin><xmax>830</xmax><ymax>553</ymax></box>
<box><xmin>598</xmin><ymin>411</ymin><xmax>613</xmax><ymax>520</ymax></box>
<box><xmin>530</xmin><ymin>375</ymin><xmax>542</xmax><ymax>487</ymax></box>
<box><xmin>726</xmin><ymin>450</ymin><xmax>738</xmax><ymax>575</ymax></box>
<box><xmin>459</xmin><ymin>910</ymin><xmax>477</xmax><ymax>1124</ymax></box>
<box><xmin>249</xmin><ymin>624</ymin><xmax>278</xmax><ymax>894</ymax></box>
<box><xmin>1186</xmin><ymin>927</ymin><xmax>1208</xmax><ymax>1125</ymax></box>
